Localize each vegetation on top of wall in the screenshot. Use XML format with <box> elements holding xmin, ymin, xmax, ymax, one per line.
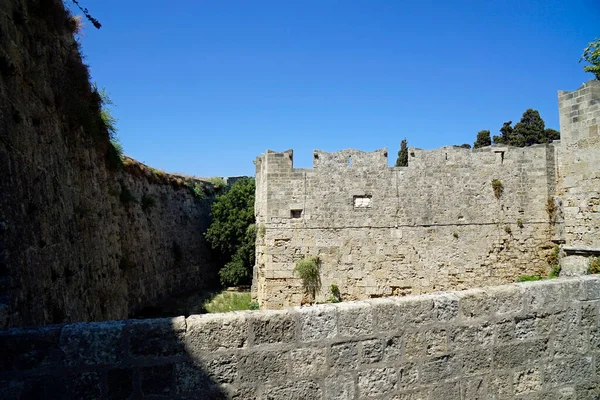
<box><xmin>580</xmin><ymin>38</ymin><xmax>600</xmax><ymax>80</ymax></box>
<box><xmin>517</xmin><ymin>274</ymin><xmax>544</xmax><ymax>282</ymax></box>
<box><xmin>203</xmin><ymin>291</ymin><xmax>254</xmax><ymax>313</ymax></box>
<box><xmin>205</xmin><ymin>177</ymin><xmax>256</xmax><ymax>287</ymax></box>
<box><xmin>473</xmin><ymin>130</ymin><xmax>491</xmax><ymax>148</ymax></box>
<box><xmin>295</xmin><ymin>256</ymin><xmax>322</xmax><ymax>304</ymax></box>
<box><xmin>329</xmin><ymin>284</ymin><xmax>341</xmax><ymax>303</ymax></box>
<box><xmin>491</xmin><ymin>110</ymin><xmax>560</xmax><ymax>146</ymax></box>
<box><xmin>395</xmin><ymin>139</ymin><xmax>408</xmax><ymax>167</ymax></box>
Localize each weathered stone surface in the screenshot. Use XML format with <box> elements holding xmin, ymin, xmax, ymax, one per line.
<box><xmin>60</xmin><ymin>321</ymin><xmax>125</xmax><ymax>366</ymax></box>
<box><xmin>250</xmin><ymin>309</ymin><xmax>296</xmax><ymax>346</ymax></box>
<box><xmin>128</xmin><ymin>316</ymin><xmax>186</xmax><ymax>357</ymax></box>
<box><xmin>337</xmin><ymin>301</ymin><xmax>374</xmax><ymax>337</ymax></box>
<box><xmin>185</xmin><ymin>313</ymin><xmax>248</xmax><ymax>352</ymax></box>
<box><xmin>2</xmin><ymin>277</ymin><xmax>600</xmax><ymax>399</ymax></box>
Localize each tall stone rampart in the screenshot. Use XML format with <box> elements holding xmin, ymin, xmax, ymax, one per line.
<box><xmin>557</xmin><ymin>81</ymin><xmax>600</xmax><ymax>273</ymax></box>
<box><xmin>0</xmin><ymin>0</ymin><xmax>217</xmax><ymax>327</ymax></box>
<box><xmin>254</xmin><ymin>143</ymin><xmax>558</xmax><ymax>307</ymax></box>
<box><xmin>1</xmin><ymin>277</ymin><xmax>599</xmax><ymax>398</ymax></box>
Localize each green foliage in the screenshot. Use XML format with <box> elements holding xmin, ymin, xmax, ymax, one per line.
<box><xmin>491</xmin><ymin>179</ymin><xmax>504</xmax><ymax>199</ymax></box>
<box><xmin>192</xmin><ymin>182</ymin><xmax>207</xmax><ymax>199</ymax></box>
<box><xmin>588</xmin><ymin>257</ymin><xmax>600</xmax><ymax>275</ymax></box>
<box><xmin>396</xmin><ymin>139</ymin><xmax>408</xmax><ymax>167</ymax></box>
<box><xmin>328</xmin><ymin>284</ymin><xmax>341</xmax><ymax>303</ymax></box>
<box><xmin>249</xmin><ymin>301</ymin><xmax>260</xmax><ymax>310</ymax></box>
<box><xmin>205</xmin><ymin>178</ymin><xmax>256</xmax><ymax>286</ymax></box>
<box><xmin>258</xmin><ymin>224</ymin><xmax>266</xmax><ymax>238</ymax></box>
<box><xmin>295</xmin><ymin>256</ymin><xmax>321</xmax><ymax>302</ymax></box>
<box><xmin>517</xmin><ymin>219</ymin><xmax>524</xmax><ymax>228</ymax></box>
<box><xmin>141</xmin><ymin>195</ymin><xmax>156</xmax><ymax>211</ymax></box>
<box><xmin>452</xmin><ymin>232</ymin><xmax>459</xmax><ymax>239</ymax></box>
<box><xmin>580</xmin><ymin>38</ymin><xmax>600</xmax><ymax>80</ymax></box>
<box><xmin>517</xmin><ymin>275</ymin><xmax>544</xmax><ymax>282</ymax></box>
<box><xmin>473</xmin><ymin>130</ymin><xmax>491</xmax><ymax>148</ymax></box>
<box><xmin>208</xmin><ymin>177</ymin><xmax>226</xmax><ymax>192</ymax></box>
<box><xmin>454</xmin><ymin>143</ymin><xmax>472</xmax><ymax>149</ymax></box>
<box><xmin>203</xmin><ymin>291</ymin><xmax>253</xmax><ymax>313</ymax></box>
<box><xmin>492</xmin><ymin>111</ymin><xmax>559</xmax><ymax>147</ymax></box>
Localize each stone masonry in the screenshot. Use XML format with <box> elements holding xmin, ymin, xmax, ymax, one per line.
<box><xmin>253</xmin><ymin>81</ymin><xmax>600</xmax><ymax>309</ymax></box>
<box><xmin>1</xmin><ymin>276</ymin><xmax>600</xmax><ymax>399</ymax></box>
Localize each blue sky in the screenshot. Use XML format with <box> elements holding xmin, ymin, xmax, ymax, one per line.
<box><xmin>68</xmin><ymin>0</ymin><xmax>599</xmax><ymax>177</ymax></box>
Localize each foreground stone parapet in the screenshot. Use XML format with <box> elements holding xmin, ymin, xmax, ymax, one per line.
<box><xmin>1</xmin><ymin>276</ymin><xmax>600</xmax><ymax>398</ymax></box>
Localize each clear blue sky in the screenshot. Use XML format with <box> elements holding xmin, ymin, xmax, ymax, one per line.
<box><xmin>67</xmin><ymin>0</ymin><xmax>599</xmax><ymax>177</ymax></box>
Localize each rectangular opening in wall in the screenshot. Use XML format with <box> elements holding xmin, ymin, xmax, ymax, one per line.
<box><xmin>290</xmin><ymin>209</ymin><xmax>302</xmax><ymax>218</ymax></box>
<box><xmin>353</xmin><ymin>195</ymin><xmax>372</xmax><ymax>208</ymax></box>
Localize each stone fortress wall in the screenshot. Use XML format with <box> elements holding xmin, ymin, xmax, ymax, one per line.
<box><xmin>0</xmin><ymin>0</ymin><xmax>219</xmax><ymax>328</ymax></box>
<box><xmin>254</xmin><ymin>81</ymin><xmax>600</xmax><ymax>309</ymax></box>
<box><xmin>2</xmin><ymin>276</ymin><xmax>600</xmax><ymax>399</ymax></box>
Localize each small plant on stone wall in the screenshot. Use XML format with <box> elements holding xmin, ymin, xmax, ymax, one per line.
<box><xmin>517</xmin><ymin>274</ymin><xmax>544</xmax><ymax>282</ymax></box>
<box><xmin>547</xmin><ymin>245</ymin><xmax>561</xmax><ymax>278</ymax></box>
<box><xmin>328</xmin><ymin>284</ymin><xmax>341</xmax><ymax>303</ymax></box>
<box><xmin>504</xmin><ymin>226</ymin><xmax>512</xmax><ymax>235</ymax></box>
<box><xmin>517</xmin><ymin>219</ymin><xmax>524</xmax><ymax>228</ymax></box>
<box><xmin>258</xmin><ymin>224</ymin><xmax>266</xmax><ymax>238</ymax></box>
<box><xmin>491</xmin><ymin>179</ymin><xmax>504</xmax><ymax>199</ymax></box>
<box><xmin>546</xmin><ymin>198</ymin><xmax>557</xmax><ymax>223</ymax></box>
<box><xmin>294</xmin><ymin>256</ymin><xmax>321</xmax><ymax>304</ymax></box>
<box><xmin>588</xmin><ymin>257</ymin><xmax>600</xmax><ymax>275</ymax></box>
<box><xmin>249</xmin><ymin>301</ymin><xmax>260</xmax><ymax>310</ymax></box>
<box><xmin>452</xmin><ymin>232</ymin><xmax>459</xmax><ymax>239</ymax></box>
<box><xmin>192</xmin><ymin>182</ymin><xmax>207</xmax><ymax>199</ymax></box>
<box><xmin>141</xmin><ymin>195</ymin><xmax>156</xmax><ymax>211</ymax></box>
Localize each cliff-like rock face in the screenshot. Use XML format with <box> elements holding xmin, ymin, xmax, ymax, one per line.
<box><xmin>0</xmin><ymin>0</ymin><xmax>218</xmax><ymax>327</ymax></box>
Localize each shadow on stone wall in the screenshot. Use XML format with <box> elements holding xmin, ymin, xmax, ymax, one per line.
<box><xmin>0</xmin><ymin>318</ymin><xmax>228</xmax><ymax>399</ymax></box>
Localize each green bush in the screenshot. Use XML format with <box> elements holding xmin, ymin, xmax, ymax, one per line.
<box><xmin>295</xmin><ymin>256</ymin><xmax>321</xmax><ymax>303</ymax></box>
<box><xmin>328</xmin><ymin>284</ymin><xmax>341</xmax><ymax>303</ymax></box>
<box><xmin>203</xmin><ymin>291</ymin><xmax>253</xmax><ymax>313</ymax></box>
<box><xmin>547</xmin><ymin>245</ymin><xmax>561</xmax><ymax>278</ymax></box>
<box><xmin>205</xmin><ymin>178</ymin><xmax>255</xmax><ymax>286</ymax></box>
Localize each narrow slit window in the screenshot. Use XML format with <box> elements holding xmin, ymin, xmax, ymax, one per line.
<box><xmin>348</xmin><ymin>156</ymin><xmax>352</xmax><ymax>168</ymax></box>
<box><xmin>290</xmin><ymin>209</ymin><xmax>302</xmax><ymax>218</ymax></box>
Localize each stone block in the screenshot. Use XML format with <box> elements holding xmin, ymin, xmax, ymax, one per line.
<box><xmin>237</xmin><ymin>350</ymin><xmax>289</xmax><ymax>384</ymax></box>
<box><xmin>357</xmin><ymin>367</ymin><xmax>398</xmax><ymax>397</ymax></box>
<box><xmin>396</xmin><ymin>297</ymin><xmax>435</xmax><ymax>326</ymax></box>
<box><xmin>337</xmin><ymin>301</ymin><xmax>374</xmax><ymax>337</ymax></box>
<box><xmin>458</xmin><ymin>285</ymin><xmax>522</xmax><ymax>319</ymax></box>
<box><xmin>420</xmin><ymin>354</ymin><xmax>462</xmax><ymax>384</ymax></box>
<box><xmin>493</xmin><ymin>339</ymin><xmax>548</xmax><ymax>369</ymax></box>
<box><xmin>383</xmin><ymin>335</ymin><xmax>403</xmax><ymax>363</ymax></box>
<box><xmin>250</xmin><ymin>309</ymin><xmax>296</xmax><ymax>346</ymax></box>
<box><xmin>514</xmin><ymin>313</ymin><xmax>553</xmax><ymax>340</ymax></box>
<box><xmin>329</xmin><ymin>341</ymin><xmax>359</xmax><ymax>371</ymax></box>
<box><xmin>544</xmin><ymin>357</ymin><xmax>593</xmax><ymax>387</ymax></box>
<box><xmin>290</xmin><ymin>347</ymin><xmax>327</xmax><ymax>378</ymax></box>
<box><xmin>360</xmin><ymin>338</ymin><xmax>384</xmax><ymax>364</ymax></box>
<box><xmin>404</xmin><ymin>328</ymin><xmax>447</xmax><ymax>359</ymax></box>
<box><xmin>185</xmin><ymin>313</ymin><xmax>248</xmax><ymax>352</ymax></box>
<box><xmin>487</xmin><ymin>370</ymin><xmax>514</xmax><ymax>398</ymax></box>
<box><xmin>68</xmin><ymin>372</ymin><xmax>103</xmax><ymax>399</ymax></box>
<box><xmin>460</xmin><ymin>376</ymin><xmax>487</xmax><ymax>399</ymax></box>
<box><xmin>324</xmin><ymin>372</ymin><xmax>355</xmax><ymax>400</ymax></box>
<box><xmin>60</xmin><ymin>321</ymin><xmax>125</xmax><ymax>366</ymax></box>
<box><xmin>515</xmin><ymin>367</ymin><xmax>542</xmax><ymax>395</ymax></box>
<box><xmin>174</xmin><ymin>361</ymin><xmax>228</xmax><ymax>393</ymax></box>
<box><xmin>397</xmin><ymin>362</ymin><xmax>419</xmax><ymax>390</ymax></box>
<box><xmin>297</xmin><ymin>304</ymin><xmax>337</xmax><ymax>342</ymax></box>
<box><xmin>261</xmin><ymin>380</ymin><xmax>322</xmax><ymax>400</ymax></box>
<box><xmin>523</xmin><ymin>279</ymin><xmax>579</xmax><ymax>312</ymax></box>
<box><xmin>449</xmin><ymin>323</ymin><xmax>493</xmax><ymax>351</ymax></box>
<box><xmin>128</xmin><ymin>316</ymin><xmax>186</xmax><ymax>358</ymax></box>
<box><xmin>463</xmin><ymin>349</ymin><xmax>492</xmax><ymax>375</ymax></box>
<box><xmin>391</xmin><ymin>389</ymin><xmax>430</xmax><ymax>400</ymax></box>
<box><xmin>107</xmin><ymin>368</ymin><xmax>133</xmax><ymax>400</ymax></box>
<box><xmin>0</xmin><ymin>325</ymin><xmax>63</xmax><ymax>371</ymax></box>
<box><xmin>141</xmin><ymin>364</ymin><xmax>174</xmax><ymax>396</ymax></box>
<box><xmin>429</xmin><ymin>380</ymin><xmax>460</xmax><ymax>400</ymax></box>
<box><xmin>579</xmin><ymin>277</ymin><xmax>600</xmax><ymax>301</ymax></box>
<box><xmin>372</xmin><ymin>298</ymin><xmax>399</xmax><ymax>332</ymax></box>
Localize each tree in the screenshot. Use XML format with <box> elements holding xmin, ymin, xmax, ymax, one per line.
<box><xmin>69</xmin><ymin>0</ymin><xmax>102</xmax><ymax>29</ymax></box>
<box><xmin>395</xmin><ymin>139</ymin><xmax>408</xmax><ymax>167</ymax></box>
<box><xmin>580</xmin><ymin>38</ymin><xmax>600</xmax><ymax>80</ymax></box>
<box><xmin>473</xmin><ymin>130</ymin><xmax>491</xmax><ymax>148</ymax></box>
<box><xmin>205</xmin><ymin>177</ymin><xmax>256</xmax><ymax>286</ymax></box>
<box><xmin>492</xmin><ymin>111</ymin><xmax>559</xmax><ymax>147</ymax></box>
<box><xmin>493</xmin><ymin>121</ymin><xmax>513</xmax><ymax>145</ymax></box>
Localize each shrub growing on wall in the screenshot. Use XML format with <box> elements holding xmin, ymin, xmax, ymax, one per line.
<box><xmin>205</xmin><ymin>177</ymin><xmax>255</xmax><ymax>286</ymax></box>
<box><xmin>295</xmin><ymin>256</ymin><xmax>321</xmax><ymax>303</ymax></box>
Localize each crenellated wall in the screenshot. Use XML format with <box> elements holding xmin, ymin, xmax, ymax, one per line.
<box><xmin>254</xmin><ymin>144</ymin><xmax>559</xmax><ymax>308</ymax></box>
<box><xmin>0</xmin><ymin>0</ymin><xmax>218</xmax><ymax>328</ymax></box>
<box><xmin>1</xmin><ymin>277</ymin><xmax>600</xmax><ymax>399</ymax></box>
